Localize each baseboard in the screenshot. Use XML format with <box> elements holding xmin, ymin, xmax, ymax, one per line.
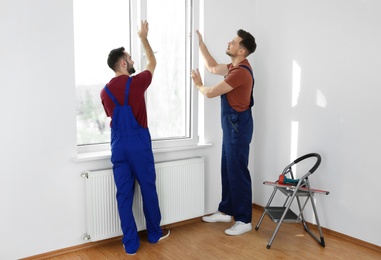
<box><xmin>21</xmin><ymin>217</ymin><xmax>201</xmax><ymax>260</ymax></box>
<box><xmin>22</xmin><ymin>206</ymin><xmax>381</xmax><ymax>259</ymax></box>
<box><xmin>20</xmin><ymin>236</ymin><xmax>123</xmax><ymax>260</ymax></box>
<box><xmin>252</xmin><ymin>203</ymin><xmax>381</xmax><ymax>253</ymax></box>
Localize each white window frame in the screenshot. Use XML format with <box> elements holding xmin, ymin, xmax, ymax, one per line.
<box><xmin>76</xmin><ymin>0</ymin><xmax>200</xmax><ymax>155</ymax></box>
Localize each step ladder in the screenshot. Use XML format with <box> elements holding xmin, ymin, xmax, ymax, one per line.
<box><xmin>255</xmin><ymin>153</ymin><xmax>330</xmax><ymax>249</ymax></box>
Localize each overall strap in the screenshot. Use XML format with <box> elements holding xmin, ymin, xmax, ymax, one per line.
<box><xmin>239</xmin><ymin>65</ymin><xmax>254</xmax><ymax>85</ymax></box>
<box><xmin>104</xmin><ymin>85</ymin><xmax>120</xmax><ymax>106</ymax></box>
<box><xmin>124</xmin><ymin>77</ymin><xmax>132</xmax><ymax>105</ymax></box>
<box><xmin>239</xmin><ymin>65</ymin><xmax>255</xmax><ymax>107</ymax></box>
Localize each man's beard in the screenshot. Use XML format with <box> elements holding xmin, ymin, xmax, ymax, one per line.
<box><xmin>127</xmin><ymin>64</ymin><xmax>136</xmax><ymax>74</ymax></box>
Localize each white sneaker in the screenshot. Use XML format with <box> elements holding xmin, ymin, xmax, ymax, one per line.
<box><xmin>202</xmin><ymin>211</ymin><xmax>232</xmax><ymax>223</ymax></box>
<box><xmin>122</xmin><ymin>245</ymin><xmax>136</xmax><ymax>255</ymax></box>
<box><xmin>159</xmin><ymin>229</ymin><xmax>170</xmax><ymax>241</ymax></box>
<box><xmin>225</xmin><ymin>221</ymin><xmax>252</xmax><ymax>236</ymax></box>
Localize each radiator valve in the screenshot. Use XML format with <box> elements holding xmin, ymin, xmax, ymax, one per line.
<box><xmin>81</xmin><ymin>172</ymin><xmax>89</xmax><ymax>178</ymax></box>
<box><xmin>82</xmin><ymin>234</ymin><xmax>91</xmax><ymax>241</ymax></box>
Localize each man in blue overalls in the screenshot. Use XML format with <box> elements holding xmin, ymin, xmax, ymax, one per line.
<box><xmin>191</xmin><ymin>29</ymin><xmax>257</xmax><ymax>236</ymax></box>
<box><xmin>100</xmin><ymin>21</ymin><xmax>169</xmax><ymax>255</ymax></box>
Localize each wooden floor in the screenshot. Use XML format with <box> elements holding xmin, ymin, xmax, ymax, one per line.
<box><xmin>31</xmin><ymin>208</ymin><xmax>380</xmax><ymax>260</ymax></box>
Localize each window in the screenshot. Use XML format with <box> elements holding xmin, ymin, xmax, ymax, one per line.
<box><xmin>74</xmin><ymin>0</ymin><xmax>197</xmax><ymax>152</ymax></box>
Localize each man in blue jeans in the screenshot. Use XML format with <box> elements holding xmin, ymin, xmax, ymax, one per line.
<box><xmin>192</xmin><ymin>29</ymin><xmax>256</xmax><ymax>236</ymax></box>
<box><xmin>100</xmin><ymin>20</ymin><xmax>169</xmax><ymax>255</ymax></box>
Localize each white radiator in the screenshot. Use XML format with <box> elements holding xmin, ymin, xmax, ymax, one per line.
<box><xmin>82</xmin><ymin>157</ymin><xmax>204</xmax><ymax>242</ymax></box>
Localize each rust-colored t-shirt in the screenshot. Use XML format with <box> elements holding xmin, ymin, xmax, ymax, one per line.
<box><xmin>224</xmin><ymin>59</ymin><xmax>253</xmax><ymax>112</ymax></box>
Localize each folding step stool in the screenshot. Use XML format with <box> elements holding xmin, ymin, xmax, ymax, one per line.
<box><xmin>255</xmin><ymin>153</ymin><xmax>329</xmax><ymax>249</ymax></box>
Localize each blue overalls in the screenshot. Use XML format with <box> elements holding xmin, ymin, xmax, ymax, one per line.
<box><xmin>218</xmin><ymin>65</ymin><xmax>254</xmax><ymax>224</ymax></box>
<box><xmin>104</xmin><ymin>77</ymin><xmax>162</xmax><ymax>254</ymax></box>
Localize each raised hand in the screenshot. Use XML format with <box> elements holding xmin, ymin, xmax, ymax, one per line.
<box><xmin>138</xmin><ymin>20</ymin><xmax>149</xmax><ymax>40</ymax></box>
<box><xmin>191</xmin><ymin>68</ymin><xmax>203</xmax><ymax>87</ymax></box>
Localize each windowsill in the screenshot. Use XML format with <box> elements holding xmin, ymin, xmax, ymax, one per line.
<box><xmin>72</xmin><ymin>143</ymin><xmax>213</xmax><ymax>162</ymax></box>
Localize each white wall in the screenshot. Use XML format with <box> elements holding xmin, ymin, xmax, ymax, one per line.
<box><xmin>0</xmin><ymin>0</ymin><xmax>255</xmax><ymax>259</ymax></box>
<box><xmin>1</xmin><ymin>0</ymin><xmax>380</xmax><ymax>259</ymax></box>
<box><xmin>254</xmin><ymin>0</ymin><xmax>381</xmax><ymax>247</ymax></box>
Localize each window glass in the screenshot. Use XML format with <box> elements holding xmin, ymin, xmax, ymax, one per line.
<box><xmin>74</xmin><ymin>0</ymin><xmax>193</xmax><ymax>147</ymax></box>
<box><xmin>146</xmin><ymin>0</ymin><xmax>190</xmax><ymax>140</ymax></box>
<box><xmin>74</xmin><ymin>0</ymin><xmax>129</xmax><ymax>145</ymax></box>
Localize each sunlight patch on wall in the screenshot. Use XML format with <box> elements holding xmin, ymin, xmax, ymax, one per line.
<box><xmin>316</xmin><ymin>89</ymin><xmax>327</xmax><ymax>108</ymax></box>
<box><xmin>292</xmin><ymin>60</ymin><xmax>301</xmax><ymax>107</ymax></box>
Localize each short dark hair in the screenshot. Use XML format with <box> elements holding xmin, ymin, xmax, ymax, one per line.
<box><xmin>107</xmin><ymin>47</ymin><xmax>126</xmax><ymax>71</ymax></box>
<box><xmin>237</xmin><ymin>29</ymin><xmax>257</xmax><ymax>56</ymax></box>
